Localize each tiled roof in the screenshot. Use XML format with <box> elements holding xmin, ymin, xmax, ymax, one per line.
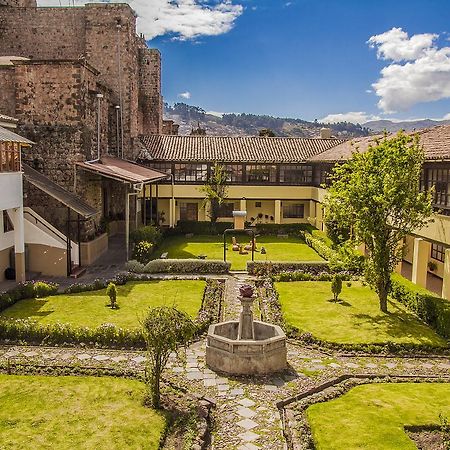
<box><xmin>309</xmin><ymin>125</ymin><xmax>450</xmax><ymax>162</ymax></box>
<box><xmin>0</xmin><ymin>125</ymin><xmax>34</xmax><ymax>145</ymax></box>
<box><xmin>76</xmin><ymin>156</ymin><xmax>170</xmax><ymax>184</ymax></box>
<box><xmin>139</xmin><ymin>135</ymin><xmax>346</xmax><ymax>164</ymax></box>
<box><xmin>0</xmin><ymin>114</ymin><xmax>18</xmax><ymax>123</ymax></box>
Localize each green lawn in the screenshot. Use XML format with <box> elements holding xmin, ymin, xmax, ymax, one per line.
<box><xmin>0</xmin><ymin>374</ymin><xmax>165</xmax><ymax>449</ymax></box>
<box><xmin>0</xmin><ymin>280</ymin><xmax>205</xmax><ymax>328</ymax></box>
<box><xmin>276</xmin><ymin>281</ymin><xmax>447</xmax><ymax>347</ymax></box>
<box><xmin>307</xmin><ymin>383</ymin><xmax>450</xmax><ymax>449</ymax></box>
<box><xmin>155</xmin><ymin>234</ymin><xmax>323</xmax><ymax>270</ymax></box>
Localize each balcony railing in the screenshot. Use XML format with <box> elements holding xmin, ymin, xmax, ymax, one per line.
<box><xmin>0</xmin><ymin>142</ymin><xmax>21</xmax><ymax>172</ymax></box>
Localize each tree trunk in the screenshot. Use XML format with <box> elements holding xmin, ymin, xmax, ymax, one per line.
<box><xmin>151</xmin><ymin>372</ymin><xmax>160</xmax><ymax>409</ymax></box>
<box><xmin>378</xmin><ymin>282</ymin><xmax>389</xmax><ymax>313</ymax></box>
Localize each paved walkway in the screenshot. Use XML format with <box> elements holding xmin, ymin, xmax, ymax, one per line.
<box><xmin>0</xmin><ymin>275</ymin><xmax>449</xmax><ymax>449</ymax></box>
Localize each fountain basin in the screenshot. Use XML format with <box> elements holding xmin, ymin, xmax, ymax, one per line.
<box><xmin>206</xmin><ymin>320</ymin><xmax>287</xmax><ymax>375</ymax></box>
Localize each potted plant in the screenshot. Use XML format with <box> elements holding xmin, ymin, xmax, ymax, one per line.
<box><xmin>428</xmin><ymin>260</ymin><xmax>438</xmax><ymax>272</ymax></box>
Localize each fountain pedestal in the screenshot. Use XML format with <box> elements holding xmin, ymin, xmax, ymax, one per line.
<box><xmin>205</xmin><ymin>284</ymin><xmax>287</xmax><ymax>375</ymax></box>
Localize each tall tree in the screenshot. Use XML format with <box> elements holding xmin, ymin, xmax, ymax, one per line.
<box><xmin>324</xmin><ymin>132</ymin><xmax>433</xmax><ymax>312</ymax></box>
<box><xmin>201</xmin><ymin>163</ymin><xmax>229</xmax><ymax>223</ymax></box>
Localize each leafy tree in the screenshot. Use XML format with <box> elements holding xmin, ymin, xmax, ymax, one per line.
<box><xmin>259</xmin><ymin>128</ymin><xmax>276</xmax><ymax>137</ymax></box>
<box><xmin>201</xmin><ymin>163</ymin><xmax>228</xmax><ymax>223</ymax></box>
<box><xmin>331</xmin><ymin>274</ymin><xmax>342</xmax><ymax>302</ymax></box>
<box><xmin>324</xmin><ymin>132</ymin><xmax>433</xmax><ymax>312</ymax></box>
<box><xmin>141</xmin><ymin>306</ymin><xmax>196</xmax><ymax>408</ymax></box>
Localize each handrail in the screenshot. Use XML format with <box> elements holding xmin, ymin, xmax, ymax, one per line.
<box><xmin>24</xmin><ymin>210</ymin><xmax>68</xmax><ymax>245</ymax></box>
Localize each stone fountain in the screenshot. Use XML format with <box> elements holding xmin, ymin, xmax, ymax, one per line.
<box><xmin>206</xmin><ymin>284</ymin><xmax>287</xmax><ymax>375</ymax></box>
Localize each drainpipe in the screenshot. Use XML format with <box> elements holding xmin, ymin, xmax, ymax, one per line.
<box><xmin>115</xmin><ymin>105</ymin><xmax>120</xmax><ymax>157</ymax></box>
<box><xmin>96</xmin><ymin>93</ymin><xmax>103</xmax><ymax>161</ymax></box>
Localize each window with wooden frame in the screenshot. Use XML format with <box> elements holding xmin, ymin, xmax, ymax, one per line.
<box><xmin>246</xmin><ymin>165</ymin><xmax>276</xmax><ymax>183</ymax></box>
<box><xmin>174</xmin><ymin>164</ymin><xmax>208</xmax><ymax>182</ymax></box>
<box><xmin>431</xmin><ymin>243</ymin><xmax>446</xmax><ymax>262</ymax></box>
<box><xmin>279</xmin><ymin>165</ymin><xmax>312</xmax><ymax>184</ymax></box>
<box><xmin>283</xmin><ymin>203</ymin><xmax>304</xmax><ymax>219</ymax></box>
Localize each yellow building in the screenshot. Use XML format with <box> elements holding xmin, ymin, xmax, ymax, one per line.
<box><xmin>137</xmin><ymin>128</ymin><xmax>450</xmax><ymax>299</ymax></box>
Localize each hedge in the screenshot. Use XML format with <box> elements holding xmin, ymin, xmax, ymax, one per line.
<box><xmin>391</xmin><ymin>273</ymin><xmax>450</xmax><ymax>339</ymax></box>
<box><xmin>247</xmin><ymin>261</ymin><xmax>330</xmax><ymax>276</ymax></box>
<box><xmin>252</xmin><ymin>223</ymin><xmax>315</xmax><ymax>235</ymax></box>
<box><xmin>129</xmin><ymin>259</ymin><xmax>230</xmax><ymax>274</ymax></box>
<box><xmin>299</xmin><ymin>230</ymin><xmax>336</xmax><ymax>261</ymax></box>
<box><xmin>173</xmin><ymin>221</ymin><xmax>234</xmax><ymax>235</ymax></box>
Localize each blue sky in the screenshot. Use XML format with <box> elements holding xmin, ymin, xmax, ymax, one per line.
<box><xmin>148</xmin><ymin>0</ymin><xmax>450</xmax><ymax>123</ymax></box>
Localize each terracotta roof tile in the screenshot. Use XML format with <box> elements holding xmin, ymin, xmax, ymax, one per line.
<box><xmin>138</xmin><ymin>135</ymin><xmax>346</xmax><ymax>164</ymax></box>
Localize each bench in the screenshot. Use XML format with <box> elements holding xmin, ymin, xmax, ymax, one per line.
<box><xmin>160</xmin><ymin>252</ymin><xmax>168</xmax><ymax>259</ymax></box>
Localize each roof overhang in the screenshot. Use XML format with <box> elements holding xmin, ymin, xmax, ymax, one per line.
<box><xmin>76</xmin><ymin>156</ymin><xmax>170</xmax><ymax>185</ymax></box>
<box><xmin>23</xmin><ymin>164</ymin><xmax>97</xmax><ymax>219</ymax></box>
<box><xmin>0</xmin><ymin>125</ymin><xmax>34</xmax><ymax>145</ymax></box>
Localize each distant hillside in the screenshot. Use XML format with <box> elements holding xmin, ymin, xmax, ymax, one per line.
<box><xmin>164</xmin><ymin>103</ymin><xmax>370</xmax><ymax>138</ymax></box>
<box><xmin>363</xmin><ymin>119</ymin><xmax>450</xmax><ymax>133</ymax></box>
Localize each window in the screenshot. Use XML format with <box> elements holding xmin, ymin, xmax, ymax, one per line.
<box><xmin>425</xmin><ymin>167</ymin><xmax>450</xmax><ymax>213</ymax></box>
<box><xmin>218</xmin><ymin>202</ymin><xmax>234</xmax><ymax>217</ymax></box>
<box><xmin>279</xmin><ymin>165</ymin><xmax>312</xmax><ymax>184</ymax></box>
<box><xmin>283</xmin><ymin>203</ymin><xmax>304</xmax><ymax>219</ymax></box>
<box><xmin>431</xmin><ymin>243</ymin><xmax>446</xmax><ymax>262</ymax></box>
<box><xmin>3</xmin><ymin>211</ymin><xmax>13</xmax><ymax>233</ymax></box>
<box><xmin>246</xmin><ymin>165</ymin><xmax>276</xmax><ymax>183</ymax></box>
<box><xmin>174</xmin><ymin>164</ymin><xmax>208</xmax><ymax>182</ymax></box>
<box><xmin>150</xmin><ymin>163</ymin><xmax>173</xmax><ymax>174</ymax></box>
<box><xmin>224</xmin><ymin>165</ymin><xmax>243</xmax><ymax>183</ymax></box>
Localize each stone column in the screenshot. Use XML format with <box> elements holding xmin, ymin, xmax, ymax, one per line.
<box><xmin>411</xmin><ymin>238</ymin><xmax>431</xmax><ymax>288</ymax></box>
<box><xmin>9</xmin><ymin>206</ymin><xmax>25</xmax><ymax>283</ymax></box>
<box><xmin>169</xmin><ymin>198</ymin><xmax>175</xmax><ymax>228</ymax></box>
<box><xmin>237</xmin><ymin>297</ymin><xmax>255</xmax><ymax>340</ymax></box>
<box><xmin>441</xmin><ymin>248</ymin><xmax>450</xmax><ymax>300</ymax></box>
<box><xmin>316</xmin><ymin>204</ymin><xmax>324</xmax><ymax>231</ymax></box>
<box><xmin>309</xmin><ymin>200</ymin><xmax>316</xmax><ymax>226</ymax></box>
<box><xmin>240</xmin><ymin>198</ymin><xmax>247</xmax><ymax>212</ymax></box>
<box><xmin>274</xmin><ymin>200</ymin><xmax>282</xmax><ymax>224</ymax></box>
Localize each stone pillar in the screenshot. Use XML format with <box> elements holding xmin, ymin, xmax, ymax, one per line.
<box><xmin>240</xmin><ymin>198</ymin><xmax>247</xmax><ymax>211</ymax></box>
<box><xmin>237</xmin><ymin>297</ymin><xmax>254</xmax><ymax>340</ymax></box>
<box><xmin>316</xmin><ymin>204</ymin><xmax>324</xmax><ymax>231</ymax></box>
<box><xmin>442</xmin><ymin>248</ymin><xmax>450</xmax><ymax>300</ymax></box>
<box><xmin>411</xmin><ymin>238</ymin><xmax>431</xmax><ymax>288</ymax></box>
<box><xmin>275</xmin><ymin>200</ymin><xmax>282</xmax><ymax>224</ymax></box>
<box><xmin>9</xmin><ymin>206</ymin><xmax>25</xmax><ymax>283</ymax></box>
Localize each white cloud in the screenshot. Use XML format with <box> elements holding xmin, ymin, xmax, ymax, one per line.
<box><xmin>320</xmin><ymin>112</ymin><xmax>380</xmax><ymax>124</ymax></box>
<box><xmin>178</xmin><ymin>91</ymin><xmax>192</xmax><ymax>99</ymax></box>
<box><xmin>368</xmin><ymin>27</ymin><xmax>437</xmax><ymax>62</ymax></box>
<box><xmin>368</xmin><ymin>27</ymin><xmax>450</xmax><ymax>113</ymax></box>
<box><xmin>37</xmin><ymin>0</ymin><xmax>244</xmax><ymax>40</ymax></box>
<box><xmin>206</xmin><ymin>110</ymin><xmax>225</xmax><ymax>117</ymax></box>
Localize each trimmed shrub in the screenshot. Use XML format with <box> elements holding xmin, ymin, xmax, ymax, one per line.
<box><xmin>274</xmin><ymin>271</ymin><xmax>354</xmax><ymax>282</ymax></box>
<box><xmin>253</xmin><ymin>223</ymin><xmax>315</xmax><ymax>236</ymax></box>
<box><xmin>132</xmin><ymin>241</ymin><xmax>154</xmax><ymax>264</ymax></box>
<box><xmin>176</xmin><ymin>221</ymin><xmax>234</xmax><ymax>235</ymax></box>
<box><xmin>129</xmin><ymin>225</ymin><xmax>161</xmax><ymax>245</ymax></box>
<box><xmin>106</xmin><ymin>282</ymin><xmax>118</xmax><ymax>309</ymax></box>
<box><xmin>300</xmin><ymin>230</ymin><xmax>336</xmax><ymax>261</ymax></box>
<box><xmin>33</xmin><ymin>281</ymin><xmax>58</xmax><ymax>298</ymax></box>
<box><xmin>125</xmin><ymin>260</ymin><xmax>146</xmax><ymax>273</ymax></box>
<box><xmin>331</xmin><ymin>274</ymin><xmax>343</xmax><ymax>302</ymax></box>
<box><xmin>142</xmin><ymin>259</ymin><xmax>230</xmax><ymax>274</ymax></box>
<box><xmin>391</xmin><ymin>273</ymin><xmax>450</xmax><ymax>339</ymax></box>
<box><xmin>247</xmin><ymin>261</ymin><xmax>330</xmax><ymax>276</ymax></box>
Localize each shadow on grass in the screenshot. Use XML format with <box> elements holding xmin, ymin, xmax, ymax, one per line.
<box><xmin>326</xmin><ymin>298</ymin><xmax>352</xmax><ymax>307</ymax></box>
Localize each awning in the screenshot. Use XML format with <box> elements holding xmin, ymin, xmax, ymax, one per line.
<box><xmin>23</xmin><ymin>164</ymin><xmax>97</xmax><ymax>219</ymax></box>
<box><xmin>76</xmin><ymin>155</ymin><xmax>169</xmax><ymax>184</ymax></box>
<box><xmin>0</xmin><ymin>126</ymin><xmax>34</xmax><ymax>145</ymax></box>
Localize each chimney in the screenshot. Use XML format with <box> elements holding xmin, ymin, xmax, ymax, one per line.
<box><xmin>320</xmin><ymin>127</ymin><xmax>332</xmax><ymax>139</ymax></box>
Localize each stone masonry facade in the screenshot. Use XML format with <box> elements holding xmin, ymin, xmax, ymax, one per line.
<box><xmin>0</xmin><ymin>0</ymin><xmax>162</xmax><ymax>235</ymax></box>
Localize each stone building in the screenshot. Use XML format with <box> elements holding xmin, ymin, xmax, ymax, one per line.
<box><xmin>0</xmin><ymin>0</ymin><xmax>164</xmax><ymax>239</ymax></box>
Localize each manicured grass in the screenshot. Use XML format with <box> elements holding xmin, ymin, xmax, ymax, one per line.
<box><xmin>0</xmin><ymin>280</ymin><xmax>205</xmax><ymax>328</ymax></box>
<box><xmin>307</xmin><ymin>383</ymin><xmax>450</xmax><ymax>449</ymax></box>
<box><xmin>0</xmin><ymin>374</ymin><xmax>165</xmax><ymax>449</ymax></box>
<box><xmin>155</xmin><ymin>235</ymin><xmax>323</xmax><ymax>270</ymax></box>
<box><xmin>276</xmin><ymin>281</ymin><xmax>447</xmax><ymax>347</ymax></box>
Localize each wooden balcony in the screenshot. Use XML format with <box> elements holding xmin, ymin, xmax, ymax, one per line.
<box><xmin>0</xmin><ymin>141</ymin><xmax>21</xmax><ymax>172</ymax></box>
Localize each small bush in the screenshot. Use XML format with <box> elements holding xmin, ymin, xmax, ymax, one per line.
<box><xmin>130</xmin><ymin>225</ymin><xmax>161</xmax><ymax>245</ymax></box>
<box><xmin>142</xmin><ymin>259</ymin><xmax>230</xmax><ymax>274</ymax></box>
<box><xmin>106</xmin><ymin>282</ymin><xmax>118</xmax><ymax>309</ymax></box>
<box><xmin>33</xmin><ymin>281</ymin><xmax>58</xmax><ymax>298</ymax></box>
<box><xmin>132</xmin><ymin>241</ymin><xmax>154</xmax><ymax>264</ymax></box>
<box><xmin>391</xmin><ymin>274</ymin><xmax>450</xmax><ymax>339</ymax></box>
<box><xmin>331</xmin><ymin>274</ymin><xmax>342</xmax><ymax>302</ymax></box>
<box><xmin>125</xmin><ymin>260</ymin><xmax>145</xmax><ymax>273</ymax></box>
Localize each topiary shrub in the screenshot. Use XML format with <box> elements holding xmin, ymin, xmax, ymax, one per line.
<box><xmin>331</xmin><ymin>274</ymin><xmax>342</xmax><ymax>302</ymax></box>
<box><xmin>132</xmin><ymin>241</ymin><xmax>154</xmax><ymax>264</ymax></box>
<box><xmin>33</xmin><ymin>281</ymin><xmax>59</xmax><ymax>298</ymax></box>
<box><xmin>142</xmin><ymin>259</ymin><xmax>230</xmax><ymax>274</ymax></box>
<box><xmin>106</xmin><ymin>282</ymin><xmax>118</xmax><ymax>309</ymax></box>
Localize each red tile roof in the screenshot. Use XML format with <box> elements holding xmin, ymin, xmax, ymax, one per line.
<box><xmin>139</xmin><ymin>135</ymin><xmax>346</xmax><ymax>164</ymax></box>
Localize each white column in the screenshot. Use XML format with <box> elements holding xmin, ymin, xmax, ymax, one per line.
<box><xmin>169</xmin><ymin>198</ymin><xmax>175</xmax><ymax>228</ymax></box>
<box><xmin>442</xmin><ymin>248</ymin><xmax>450</xmax><ymax>300</ymax></box>
<box><xmin>411</xmin><ymin>238</ymin><xmax>431</xmax><ymax>288</ymax></box>
<box><xmin>274</xmin><ymin>200</ymin><xmax>281</xmax><ymax>224</ymax></box>
<box><xmin>9</xmin><ymin>206</ymin><xmax>25</xmax><ymax>282</ymax></box>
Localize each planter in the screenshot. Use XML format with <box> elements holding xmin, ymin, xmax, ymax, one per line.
<box><xmin>80</xmin><ymin>233</ymin><xmax>108</xmax><ymax>265</ymax></box>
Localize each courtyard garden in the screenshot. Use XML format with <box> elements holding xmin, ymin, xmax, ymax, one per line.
<box><xmin>0</xmin><ymin>374</ymin><xmax>166</xmax><ymax>449</ymax></box>
<box><xmin>154</xmin><ymin>234</ymin><xmax>323</xmax><ymax>270</ymax></box>
<box><xmin>0</xmin><ymin>280</ymin><xmax>205</xmax><ymax>329</ymax></box>
<box><xmin>276</xmin><ymin>281</ymin><xmax>448</xmax><ymax>348</ymax></box>
<box><xmin>306</xmin><ymin>382</ymin><xmax>450</xmax><ymax>450</ymax></box>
